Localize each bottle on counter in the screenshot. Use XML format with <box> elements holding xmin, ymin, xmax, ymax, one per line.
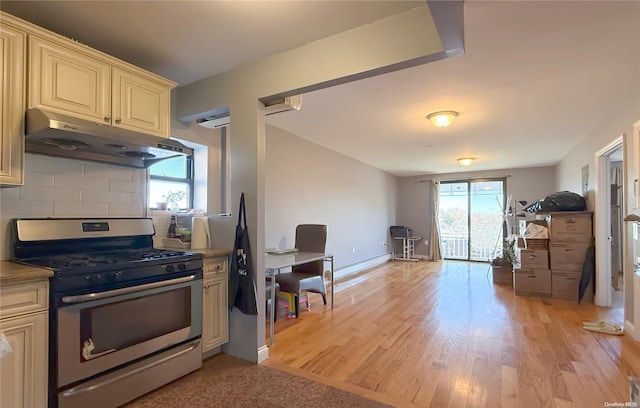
<box><xmin>167</xmin><ymin>215</ymin><xmax>177</xmax><ymax>238</ymax></box>
<box><xmin>180</xmin><ymin>227</ymin><xmax>191</xmax><ymax>242</ymax></box>
<box><xmin>174</xmin><ymin>220</ymin><xmax>182</xmax><ymax>241</ymax></box>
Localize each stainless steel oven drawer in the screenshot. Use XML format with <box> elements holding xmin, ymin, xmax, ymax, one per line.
<box><xmin>58</xmin><ymin>339</ymin><xmax>201</xmax><ymax>408</ymax></box>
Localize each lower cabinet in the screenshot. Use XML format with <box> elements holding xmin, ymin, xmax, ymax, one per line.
<box><xmin>202</xmin><ymin>256</ymin><xmax>229</xmax><ymax>355</ymax></box>
<box><xmin>0</xmin><ymin>281</ymin><xmax>48</xmax><ymax>408</ymax></box>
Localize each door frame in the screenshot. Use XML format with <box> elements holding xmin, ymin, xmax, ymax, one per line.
<box><xmin>625</xmin><ymin>121</ymin><xmax>640</xmax><ymax>338</ymax></box>
<box><xmin>594</xmin><ymin>135</ymin><xmax>624</xmax><ymax>307</ymax></box>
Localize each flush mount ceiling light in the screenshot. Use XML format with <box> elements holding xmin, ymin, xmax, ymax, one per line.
<box><xmin>427</xmin><ymin>111</ymin><xmax>459</xmax><ymax>127</ymax></box>
<box><xmin>457</xmin><ymin>157</ymin><xmax>475</xmax><ymax>166</ymax></box>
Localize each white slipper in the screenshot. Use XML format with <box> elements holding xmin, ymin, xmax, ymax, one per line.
<box><xmin>583</xmin><ymin>322</ymin><xmax>624</xmax><ymax>335</ymax></box>
<box><xmin>582</xmin><ymin>320</ymin><xmax>608</xmax><ymax>327</ymax></box>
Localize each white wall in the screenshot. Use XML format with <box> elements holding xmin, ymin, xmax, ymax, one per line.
<box><xmin>397</xmin><ymin>166</ymin><xmax>556</xmax><ymax>256</ymax></box>
<box><xmin>265</xmin><ymin>125</ymin><xmax>397</xmax><ymax>271</ymax></box>
<box><xmin>555</xmin><ymin>100</ymin><xmax>639</xmax><ymax>204</ymax></box>
<box><xmin>170</xmin><ymin>95</ymin><xmax>228</xmax><ymax>217</ymax></box>
<box><xmin>0</xmin><ymin>153</ymin><xmax>146</xmax><ymax>260</ymax></box>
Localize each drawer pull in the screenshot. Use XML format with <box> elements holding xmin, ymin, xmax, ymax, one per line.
<box><xmin>207</xmin><ymin>263</ymin><xmax>224</xmax><ymax>273</ymax></box>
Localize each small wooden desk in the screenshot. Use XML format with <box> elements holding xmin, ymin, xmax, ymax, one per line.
<box><xmin>265</xmin><ymin>251</ymin><xmax>334</xmax><ymax>346</ymax></box>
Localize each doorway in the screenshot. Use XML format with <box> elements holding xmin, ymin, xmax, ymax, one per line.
<box><xmin>595</xmin><ymin>136</ymin><xmax>625</xmax><ymax>308</ymax></box>
<box><xmin>438</xmin><ymin>179</ymin><xmax>506</xmax><ymax>261</ymax></box>
<box><xmin>610</xmin><ymin>150</ymin><xmax>624</xmax><ymax>303</ymax></box>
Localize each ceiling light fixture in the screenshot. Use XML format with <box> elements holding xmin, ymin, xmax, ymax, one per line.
<box><xmin>427</xmin><ymin>111</ymin><xmax>459</xmax><ymax>127</ymax></box>
<box><xmin>457</xmin><ymin>157</ymin><xmax>475</xmax><ymax>166</ymax></box>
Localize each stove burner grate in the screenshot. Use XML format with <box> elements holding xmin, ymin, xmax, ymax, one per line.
<box><xmin>22</xmin><ymin>248</ymin><xmax>194</xmax><ymax>273</ymax></box>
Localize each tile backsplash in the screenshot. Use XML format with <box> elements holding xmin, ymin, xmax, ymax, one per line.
<box><xmin>0</xmin><ymin>154</ymin><xmax>147</xmax><ymax>260</ymax></box>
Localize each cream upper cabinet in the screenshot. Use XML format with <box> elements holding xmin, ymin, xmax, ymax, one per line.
<box><xmin>0</xmin><ymin>23</ymin><xmax>26</xmax><ymax>186</ymax></box>
<box><xmin>28</xmin><ymin>36</ymin><xmax>111</xmax><ymax>124</ymax></box>
<box><xmin>202</xmin><ymin>256</ymin><xmax>229</xmax><ymax>355</ymax></box>
<box><xmin>29</xmin><ymin>36</ymin><xmax>174</xmax><ymax>138</ymax></box>
<box><xmin>112</xmin><ymin>67</ymin><xmax>171</xmax><ymax>137</ymax></box>
<box><xmin>0</xmin><ymin>280</ymin><xmax>49</xmax><ymax>408</ymax></box>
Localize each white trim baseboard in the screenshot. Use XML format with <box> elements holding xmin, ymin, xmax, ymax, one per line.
<box><xmin>625</xmin><ymin>320</ymin><xmax>637</xmax><ymax>340</ymax></box>
<box><xmin>257</xmin><ymin>345</ymin><xmax>269</xmax><ymax>363</ymax></box>
<box><xmin>334</xmin><ymin>254</ymin><xmax>391</xmax><ymax>280</ymax></box>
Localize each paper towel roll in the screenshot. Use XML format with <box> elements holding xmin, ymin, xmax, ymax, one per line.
<box><xmin>191</xmin><ymin>216</ymin><xmax>211</xmax><ymax>249</ymax></box>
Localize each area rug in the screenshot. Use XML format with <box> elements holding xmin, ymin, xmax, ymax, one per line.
<box><xmin>124</xmin><ymin>353</ymin><xmax>392</xmax><ymax>408</ymax></box>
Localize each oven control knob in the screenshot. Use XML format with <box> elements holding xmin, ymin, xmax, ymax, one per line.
<box><xmin>165</xmin><ymin>264</ymin><xmax>175</xmax><ymax>273</ymax></box>
<box><xmin>106</xmin><ymin>271</ymin><xmax>121</xmax><ymax>282</ymax></box>
<box><xmin>85</xmin><ymin>274</ymin><xmax>100</xmax><ymax>285</ymax></box>
<box><xmin>178</xmin><ymin>263</ymin><xmax>187</xmax><ymax>271</ymax></box>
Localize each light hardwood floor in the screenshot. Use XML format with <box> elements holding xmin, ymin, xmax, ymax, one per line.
<box><xmin>264</xmin><ymin>260</ymin><xmax>640</xmax><ymax>408</ymax></box>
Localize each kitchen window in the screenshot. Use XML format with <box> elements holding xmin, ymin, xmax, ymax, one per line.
<box><xmin>149</xmin><ymin>155</ymin><xmax>194</xmax><ymax>211</ymax></box>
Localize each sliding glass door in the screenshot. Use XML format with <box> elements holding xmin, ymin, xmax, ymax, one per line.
<box><xmin>438</xmin><ymin>179</ymin><xmax>505</xmax><ymax>261</ymax></box>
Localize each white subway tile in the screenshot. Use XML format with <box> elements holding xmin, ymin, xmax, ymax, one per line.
<box><xmin>132</xmin><ymin>169</ymin><xmax>146</xmax><ymax>183</ymax></box>
<box><xmin>54</xmin><ymin>174</ymin><xmax>109</xmax><ymax>190</ymax></box>
<box><xmin>109</xmin><ymin>179</ymin><xmax>143</xmax><ymax>193</ymax></box>
<box><xmin>130</xmin><ymin>193</ymin><xmax>144</xmax><ymax>205</ymax></box>
<box><xmin>19</xmin><ymin>186</ymin><xmax>82</xmax><ymax>202</ymax></box>
<box><xmin>0</xmin><ymin>156</ymin><xmax>153</xmax><ymax>252</ymax></box>
<box><xmin>84</xmin><ymin>163</ymin><xmax>134</xmax><ymax>181</ymax></box>
<box><xmin>54</xmin><ymin>202</ymin><xmax>109</xmax><ymax>216</ymax></box>
<box><xmin>25</xmin><ymin>154</ymin><xmax>84</xmax><ymax>175</ymax></box>
<box><xmin>82</xmin><ymin>191</ymin><xmax>130</xmax><ymax>204</ymax></box>
<box><xmin>24</xmin><ymin>171</ymin><xmax>54</xmax><ymax>187</ymax></box>
<box><xmin>0</xmin><ymin>188</ymin><xmax>19</xmax><ymax>200</ymax></box>
<box><xmin>0</xmin><ymin>215</ymin><xmax>14</xmax><ymax>260</ymax></box>
<box><xmin>2</xmin><ymin>199</ymin><xmax>54</xmax><ymax>215</ymax></box>
<box><xmin>108</xmin><ymin>203</ymin><xmax>144</xmax><ymax>217</ymax></box>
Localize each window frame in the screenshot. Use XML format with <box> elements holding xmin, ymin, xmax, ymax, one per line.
<box><xmin>149</xmin><ymin>155</ymin><xmax>195</xmax><ymax>211</ymax></box>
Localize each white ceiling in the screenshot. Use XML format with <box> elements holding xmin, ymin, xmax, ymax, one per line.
<box><xmin>2</xmin><ymin>1</ymin><xmax>639</xmax><ymax>177</ymax></box>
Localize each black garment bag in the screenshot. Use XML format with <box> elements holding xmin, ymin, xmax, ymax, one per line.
<box><xmin>228</xmin><ymin>193</ymin><xmax>259</xmax><ymax>315</ymax></box>
<box><xmin>578</xmin><ymin>237</ymin><xmax>595</xmax><ymax>304</ymax></box>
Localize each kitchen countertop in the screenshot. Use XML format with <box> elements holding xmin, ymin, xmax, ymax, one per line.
<box><xmin>155</xmin><ymin>247</ymin><xmax>231</xmax><ymax>258</ymax></box>
<box><xmin>0</xmin><ymin>260</ymin><xmax>53</xmax><ymax>285</ymax></box>
<box><xmin>191</xmin><ymin>248</ymin><xmax>231</xmax><ymax>258</ymax></box>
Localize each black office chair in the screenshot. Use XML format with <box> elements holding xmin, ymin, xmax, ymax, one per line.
<box><xmin>275</xmin><ymin>224</ymin><xmax>328</xmax><ymax>318</ymax></box>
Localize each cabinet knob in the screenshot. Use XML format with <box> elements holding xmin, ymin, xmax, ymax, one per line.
<box><xmin>103</xmin><ymin>115</ymin><xmax>111</xmax><ymax>123</ymax></box>
<box><xmin>115</xmin><ymin>117</ymin><xmax>122</xmax><ymax>124</ymax></box>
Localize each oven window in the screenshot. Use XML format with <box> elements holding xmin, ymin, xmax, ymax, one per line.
<box><xmin>80</xmin><ymin>288</ymin><xmax>191</xmax><ymax>357</ymax></box>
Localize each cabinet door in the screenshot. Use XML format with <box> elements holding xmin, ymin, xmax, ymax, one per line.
<box><xmin>202</xmin><ymin>275</ymin><xmax>229</xmax><ymax>352</ymax></box>
<box><xmin>0</xmin><ymin>24</ymin><xmax>25</xmax><ymax>186</ymax></box>
<box><xmin>29</xmin><ymin>36</ymin><xmax>111</xmax><ymax>123</ymax></box>
<box><xmin>112</xmin><ymin>68</ymin><xmax>170</xmax><ymax>138</ymax></box>
<box><xmin>0</xmin><ymin>312</ymin><xmax>48</xmax><ymax>408</ymax></box>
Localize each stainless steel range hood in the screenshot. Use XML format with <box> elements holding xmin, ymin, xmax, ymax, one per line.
<box><xmin>24</xmin><ymin>108</ymin><xmax>193</xmax><ymax>168</ymax></box>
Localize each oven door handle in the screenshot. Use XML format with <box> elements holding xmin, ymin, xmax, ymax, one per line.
<box><xmin>60</xmin><ymin>339</ymin><xmax>200</xmax><ymax>398</ymax></box>
<box><xmin>61</xmin><ymin>275</ymin><xmax>198</xmax><ymax>304</ymax></box>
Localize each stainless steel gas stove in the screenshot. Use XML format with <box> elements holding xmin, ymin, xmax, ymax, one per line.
<box><xmin>12</xmin><ymin>218</ymin><xmax>204</xmax><ymax>408</ymax></box>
